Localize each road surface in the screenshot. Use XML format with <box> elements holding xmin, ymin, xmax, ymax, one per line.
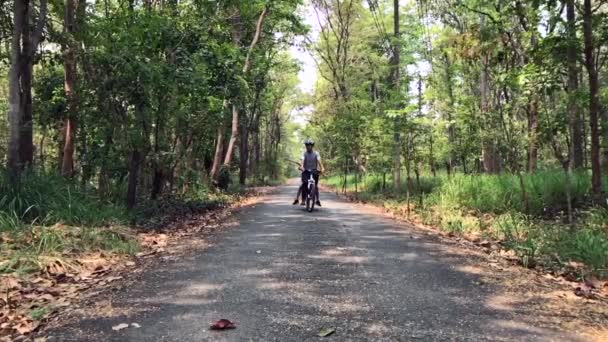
<box><xmin>47</xmin><ymin>185</ymin><xmax>584</xmax><ymax>341</ymax></box>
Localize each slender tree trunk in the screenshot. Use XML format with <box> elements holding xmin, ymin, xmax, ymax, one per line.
<box><xmin>583</xmin><ymin>0</ymin><xmax>604</xmax><ymax>205</ymax></box>
<box><xmin>253</xmin><ymin>129</ymin><xmax>261</xmax><ymax>182</ymax></box>
<box><xmin>222</xmin><ymin>6</ymin><xmax>268</xmax><ymax>168</ymax></box>
<box><xmin>223</xmin><ymin>104</ymin><xmax>239</xmax><ymax>166</ymax></box>
<box><xmin>7</xmin><ymin>0</ymin><xmax>25</xmax><ymax>178</ymax></box>
<box><xmin>19</xmin><ymin>55</ymin><xmax>34</xmax><ymax>167</ymax></box>
<box><xmin>7</xmin><ymin>0</ymin><xmax>47</xmax><ymax>180</ymax></box>
<box><xmin>480</xmin><ymin>52</ymin><xmax>500</xmax><ymax>174</ymax></box>
<box><xmin>127</xmin><ymin>149</ymin><xmax>142</xmax><ymax>209</ymax></box>
<box><xmin>392</xmin><ymin>0</ymin><xmax>401</xmax><ymax>191</ymax></box>
<box><xmin>210</xmin><ymin>124</ymin><xmax>225</xmax><ymax>180</ymax></box>
<box><xmin>238</xmin><ymin>124</ymin><xmax>249</xmax><ymax>185</ymax></box>
<box><xmin>62</xmin><ymin>0</ymin><xmax>79</xmax><ymax>177</ymax></box>
<box><xmin>18</xmin><ymin>1</ymin><xmax>35</xmax><ymax>168</ymax></box>
<box><xmin>150</xmin><ymin>104</ymin><xmax>166</xmax><ymax>199</ymax></box>
<box><xmin>567</xmin><ymin>0</ymin><xmax>583</xmax><ymax>170</ymax></box>
<box><xmin>429</xmin><ymin>132</ymin><xmax>436</xmax><ymax>177</ymax></box>
<box><xmin>39</xmin><ymin>128</ymin><xmax>46</xmax><ymax>168</ymax></box>
<box><xmin>527</xmin><ymin>99</ymin><xmax>539</xmax><ymax>172</ymax></box>
<box><xmin>444</xmin><ymin>52</ymin><xmax>456</xmax><ymax>175</ymax></box>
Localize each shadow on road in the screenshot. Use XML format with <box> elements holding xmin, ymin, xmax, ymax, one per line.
<box><xmin>47</xmin><ymin>185</ymin><xmax>584</xmax><ymax>342</ymax></box>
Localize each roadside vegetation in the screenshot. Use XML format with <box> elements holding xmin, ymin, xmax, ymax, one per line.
<box><xmin>305</xmin><ymin>0</ymin><xmax>608</xmax><ymax>282</ymax></box>
<box><xmin>326</xmin><ymin>171</ymin><xmax>608</xmax><ymax>276</ymax></box>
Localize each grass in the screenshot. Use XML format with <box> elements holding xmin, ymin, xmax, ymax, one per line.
<box><xmin>0</xmin><ymin>170</ymin><xmax>129</xmax><ymax>228</ymax></box>
<box><xmin>0</xmin><ymin>169</ymin><xmax>137</xmax><ymax>275</ymax></box>
<box><xmin>325</xmin><ymin>170</ymin><xmax>608</xmax><ymax>276</ymax></box>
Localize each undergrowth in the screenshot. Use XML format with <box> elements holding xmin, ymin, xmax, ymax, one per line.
<box><xmin>326</xmin><ymin>170</ymin><xmax>608</xmax><ymax>276</ymax></box>
<box><xmin>0</xmin><ymin>170</ymin><xmax>139</xmax><ymax>275</ymax></box>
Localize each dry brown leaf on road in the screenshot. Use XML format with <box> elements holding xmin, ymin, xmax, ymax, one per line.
<box><xmin>210</xmin><ymin>319</ymin><xmax>236</xmax><ymax>330</ymax></box>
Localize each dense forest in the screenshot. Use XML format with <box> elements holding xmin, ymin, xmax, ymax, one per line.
<box><xmin>307</xmin><ymin>0</ymin><xmax>608</xmax><ymax>272</ymax></box>
<box><xmin>1</xmin><ymin>0</ymin><xmax>305</xmax><ymax>212</ymax></box>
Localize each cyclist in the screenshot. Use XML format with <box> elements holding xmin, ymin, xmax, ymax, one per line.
<box><xmin>293</xmin><ymin>139</ymin><xmax>324</xmax><ymax>206</ymax></box>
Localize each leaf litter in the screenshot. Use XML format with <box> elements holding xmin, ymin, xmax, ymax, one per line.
<box><xmin>0</xmin><ymin>189</ymin><xmax>272</xmax><ymax>340</ymax></box>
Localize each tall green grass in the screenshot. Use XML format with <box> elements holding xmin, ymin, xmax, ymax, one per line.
<box><xmin>328</xmin><ymin>170</ymin><xmax>600</xmax><ymax>216</ymax></box>
<box><xmin>0</xmin><ymin>170</ymin><xmax>137</xmax><ymax>275</ymax></box>
<box><xmin>431</xmin><ymin>171</ymin><xmax>594</xmax><ymax>216</ymax></box>
<box><xmin>326</xmin><ymin>170</ymin><xmax>608</xmax><ymax>274</ymax></box>
<box><xmin>0</xmin><ymin>170</ymin><xmax>128</xmax><ymax>230</ymax></box>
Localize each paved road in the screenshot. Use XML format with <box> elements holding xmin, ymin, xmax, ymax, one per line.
<box><xmin>48</xmin><ymin>185</ymin><xmax>583</xmax><ymax>341</ymax></box>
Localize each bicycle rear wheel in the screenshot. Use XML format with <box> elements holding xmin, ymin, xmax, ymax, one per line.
<box><xmin>307</xmin><ymin>184</ymin><xmax>316</xmax><ymax>212</ymax></box>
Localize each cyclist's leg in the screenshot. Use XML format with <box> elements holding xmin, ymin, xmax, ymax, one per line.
<box><xmin>293</xmin><ymin>185</ymin><xmax>301</xmax><ymax>204</ymax></box>
<box><xmin>301</xmin><ymin>171</ymin><xmax>309</xmax><ymax>204</ymax></box>
<box><xmin>294</xmin><ymin>172</ymin><xmax>306</xmax><ymax>204</ymax></box>
<box><xmin>314</xmin><ymin>173</ymin><xmax>321</xmax><ymax>205</ymax></box>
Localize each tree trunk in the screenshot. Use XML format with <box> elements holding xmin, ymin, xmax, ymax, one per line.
<box><xmin>238</xmin><ymin>123</ymin><xmax>249</xmax><ymax>185</ymax></box>
<box><xmin>583</xmin><ymin>0</ymin><xmax>604</xmax><ymax>205</ymax></box>
<box><xmin>222</xmin><ymin>6</ymin><xmax>268</xmax><ymax>168</ymax></box>
<box><xmin>444</xmin><ymin>52</ymin><xmax>456</xmax><ymax>175</ymax></box>
<box><xmin>19</xmin><ymin>54</ymin><xmax>34</xmax><ymax>168</ymax></box>
<box><xmin>429</xmin><ymin>132</ymin><xmax>436</xmax><ymax>177</ymax></box>
<box><xmin>480</xmin><ymin>52</ymin><xmax>500</xmax><ymax>174</ymax></box>
<box><xmin>252</xmin><ymin>129</ymin><xmax>260</xmax><ymax>182</ymax></box>
<box><xmin>527</xmin><ymin>98</ymin><xmax>539</xmax><ymax>172</ymax></box>
<box><xmin>127</xmin><ymin>149</ymin><xmax>142</xmax><ymax>210</ymax></box>
<box><xmin>223</xmin><ymin>104</ymin><xmax>239</xmax><ymax>166</ymax></box>
<box><xmin>151</xmin><ymin>168</ymin><xmax>164</xmax><ymax>200</ymax></box>
<box><xmin>7</xmin><ymin>0</ymin><xmax>46</xmax><ymax>179</ymax></box>
<box><xmin>392</xmin><ymin>0</ymin><xmax>401</xmax><ymax>191</ymax></box>
<box><xmin>567</xmin><ymin>0</ymin><xmax>583</xmax><ymax>170</ymax></box>
<box><xmin>62</xmin><ymin>0</ymin><xmax>79</xmax><ymax>177</ymax></box>
<box><xmin>210</xmin><ymin>125</ymin><xmax>225</xmax><ymax>180</ymax></box>
<box><xmin>7</xmin><ymin>0</ymin><xmax>25</xmax><ymax>178</ymax></box>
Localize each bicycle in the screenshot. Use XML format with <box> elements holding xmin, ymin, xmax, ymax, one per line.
<box><xmin>302</xmin><ymin>169</ymin><xmax>320</xmax><ymax>212</ymax></box>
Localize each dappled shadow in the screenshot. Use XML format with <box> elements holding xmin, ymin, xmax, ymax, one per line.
<box><xmin>46</xmin><ymin>185</ymin><xmax>586</xmax><ymax>341</ymax></box>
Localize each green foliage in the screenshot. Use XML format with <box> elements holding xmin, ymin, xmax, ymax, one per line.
<box><xmin>326</xmin><ymin>170</ymin><xmax>608</xmax><ymax>274</ymax></box>
<box><xmin>0</xmin><ymin>169</ymin><xmax>129</xmax><ymax>228</ymax></box>
<box><xmin>565</xmin><ymin>228</ymin><xmax>608</xmax><ymax>272</ymax></box>
<box><xmin>435</xmin><ymin>171</ymin><xmax>596</xmax><ymax>216</ymax></box>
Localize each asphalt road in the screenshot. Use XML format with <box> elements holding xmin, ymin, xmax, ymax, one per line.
<box><xmin>47</xmin><ymin>185</ymin><xmax>585</xmax><ymax>342</ymax></box>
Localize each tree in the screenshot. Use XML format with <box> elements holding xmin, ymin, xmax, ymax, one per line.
<box><xmin>7</xmin><ymin>0</ymin><xmax>48</xmax><ymax>180</ymax></box>
<box><xmin>582</xmin><ymin>0</ymin><xmax>604</xmax><ymax>205</ymax></box>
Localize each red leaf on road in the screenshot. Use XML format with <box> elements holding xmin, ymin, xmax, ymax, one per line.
<box><xmin>210</xmin><ymin>319</ymin><xmax>236</xmax><ymax>330</ymax></box>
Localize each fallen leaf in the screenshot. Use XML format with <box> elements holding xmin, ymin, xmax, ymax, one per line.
<box><xmin>126</xmin><ymin>261</ymin><xmax>136</xmax><ymax>267</ymax></box>
<box><xmin>1</xmin><ymin>276</ymin><xmax>21</xmax><ymax>291</ymax></box>
<box><xmin>477</xmin><ymin>240</ymin><xmax>491</xmax><ymax>248</ymax></box>
<box><xmin>131</xmin><ymin>323</ymin><xmax>141</xmax><ymax>328</ymax></box>
<box><xmin>136</xmin><ymin>251</ymin><xmax>156</xmax><ymax>258</ymax></box>
<box><xmin>105</xmin><ymin>276</ymin><xmax>123</xmax><ymax>282</ymax></box>
<box><xmin>14</xmin><ymin>319</ymin><xmax>39</xmax><ymax>335</ymax></box>
<box><xmin>256</xmin><ymin>250</ymin><xmax>261</xmax><ymax>254</ymax></box>
<box><xmin>210</xmin><ymin>319</ymin><xmax>236</xmax><ymax>330</ymax></box>
<box><xmin>112</xmin><ymin>323</ymin><xmax>130</xmax><ymax>331</ymax></box>
<box><xmin>318</xmin><ymin>327</ymin><xmax>335</xmax><ymax>337</ymax></box>
<box><xmin>584</xmin><ymin>276</ymin><xmax>605</xmax><ymax>289</ymax></box>
<box><xmin>574</xmin><ymin>284</ymin><xmax>596</xmax><ymax>299</ymax></box>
